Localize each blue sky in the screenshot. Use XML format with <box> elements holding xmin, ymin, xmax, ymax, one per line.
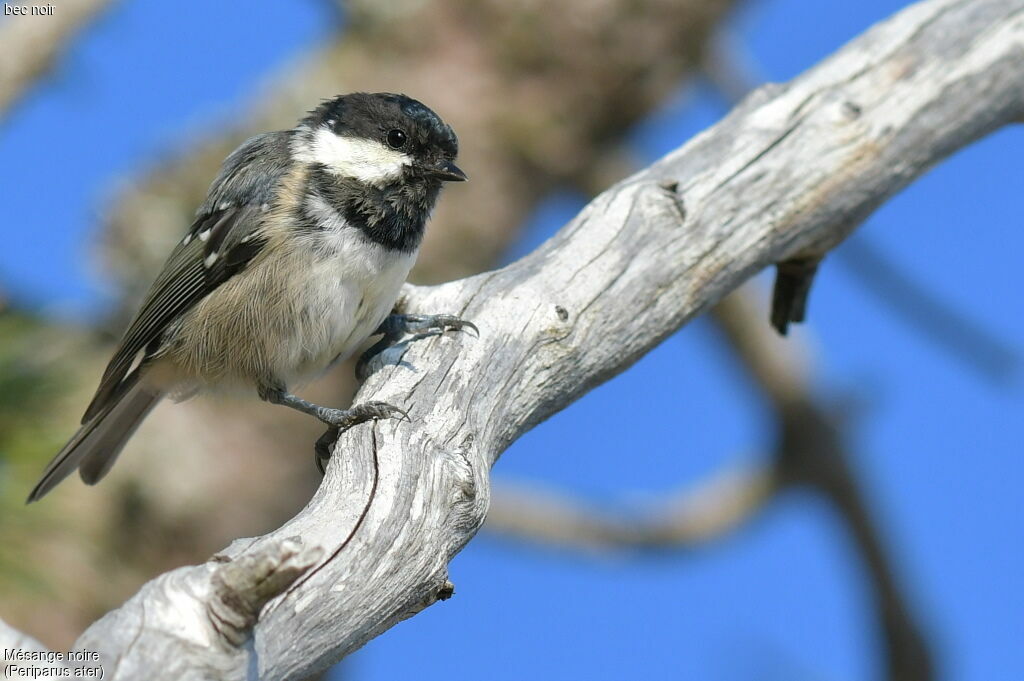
<box><xmin>1</xmin><ymin>1</ymin><xmax>1020</xmax><ymax>680</ymax></box>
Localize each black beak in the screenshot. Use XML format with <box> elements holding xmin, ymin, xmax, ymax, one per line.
<box><xmin>429</xmin><ymin>160</ymin><xmax>467</xmax><ymax>182</ymax></box>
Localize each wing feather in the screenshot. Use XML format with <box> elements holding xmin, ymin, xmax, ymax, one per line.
<box><xmin>83</xmin><ymin>131</ymin><xmax>294</xmax><ymax>421</ymax></box>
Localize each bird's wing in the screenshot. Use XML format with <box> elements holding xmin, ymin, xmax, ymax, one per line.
<box><xmin>82</xmin><ymin>131</ymin><xmax>295</xmax><ymax>422</ymax></box>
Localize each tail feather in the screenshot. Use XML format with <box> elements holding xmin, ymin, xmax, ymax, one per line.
<box><xmin>27</xmin><ymin>384</ymin><xmax>162</xmax><ymax>503</ymax></box>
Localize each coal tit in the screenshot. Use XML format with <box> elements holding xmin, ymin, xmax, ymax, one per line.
<box><xmin>29</xmin><ymin>92</ymin><xmax>471</xmax><ymax>502</ymax></box>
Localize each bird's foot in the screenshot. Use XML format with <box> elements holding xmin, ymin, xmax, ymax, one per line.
<box><xmin>314</xmin><ymin>427</ymin><xmax>339</xmax><ymax>475</ymax></box>
<box><xmin>356</xmin><ymin>313</ymin><xmax>478</xmax><ymax>381</ymax></box>
<box><xmin>382</xmin><ymin>313</ymin><xmax>478</xmax><ymax>338</ymax></box>
<box><xmin>316</xmin><ymin>400</ymin><xmax>409</xmax><ymax>429</ymax></box>
<box><xmin>312</xmin><ymin>401</ymin><xmax>409</xmax><ymax>474</ymax></box>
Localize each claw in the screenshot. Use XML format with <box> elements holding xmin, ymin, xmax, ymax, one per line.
<box><xmin>357</xmin><ymin>312</ymin><xmax>478</xmax><ymax>381</ymax></box>
<box><xmin>397</xmin><ymin>313</ymin><xmax>478</xmax><ymax>337</ymax></box>
<box><xmin>442</xmin><ymin>318</ymin><xmax>478</xmax><ymax>337</ymax></box>
<box><xmin>314</xmin><ymin>426</ymin><xmax>340</xmax><ymax>475</ymax></box>
<box><xmin>323</xmin><ymin>400</ymin><xmax>408</xmax><ymax>429</ymax></box>
<box><xmin>352</xmin><ymin>400</ymin><xmax>409</xmax><ymax>424</ymax></box>
<box><xmin>312</xmin><ymin>402</ymin><xmax>407</xmax><ymax>474</ymax></box>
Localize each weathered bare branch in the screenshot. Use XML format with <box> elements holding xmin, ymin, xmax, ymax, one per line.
<box><xmin>0</xmin><ymin>618</ymin><xmax>61</xmax><ymax>661</ymax></box>
<box><xmin>3</xmin><ymin>0</ymin><xmax>1021</xmax><ymax>677</ymax></box>
<box><xmin>703</xmin><ymin>30</ymin><xmax>1018</xmax><ymax>371</ymax></box>
<box><xmin>0</xmin><ymin>0</ymin><xmax>116</xmax><ymax>120</ymax></box>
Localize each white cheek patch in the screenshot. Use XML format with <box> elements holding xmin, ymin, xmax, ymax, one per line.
<box><xmin>306</xmin><ymin>127</ymin><xmax>412</xmax><ymax>184</ymax></box>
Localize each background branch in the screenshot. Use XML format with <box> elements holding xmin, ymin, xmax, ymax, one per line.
<box><xmin>486</xmin><ymin>464</ymin><xmax>775</xmax><ymax>552</ymax></box>
<box><xmin>714</xmin><ymin>291</ymin><xmax>935</xmax><ymax>681</ymax></box>
<box><xmin>0</xmin><ymin>0</ymin><xmax>115</xmax><ymax>120</ymax></box>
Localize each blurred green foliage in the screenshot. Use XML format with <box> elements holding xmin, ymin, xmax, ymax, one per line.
<box><xmin>0</xmin><ymin>310</ymin><xmax>74</xmax><ymax>591</ymax></box>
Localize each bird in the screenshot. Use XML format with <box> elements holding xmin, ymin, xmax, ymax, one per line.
<box><xmin>28</xmin><ymin>92</ymin><xmax>474</xmax><ymax>502</ymax></box>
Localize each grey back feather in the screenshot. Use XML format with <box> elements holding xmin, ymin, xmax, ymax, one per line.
<box><xmin>82</xmin><ymin>131</ymin><xmax>295</xmax><ymax>422</ymax></box>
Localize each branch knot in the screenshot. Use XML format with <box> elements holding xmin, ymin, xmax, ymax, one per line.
<box><xmin>207</xmin><ymin>537</ymin><xmax>324</xmax><ymax>647</ymax></box>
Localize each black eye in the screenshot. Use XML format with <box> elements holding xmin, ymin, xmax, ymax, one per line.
<box><xmin>386</xmin><ymin>129</ymin><xmax>407</xmax><ymax>149</ymax></box>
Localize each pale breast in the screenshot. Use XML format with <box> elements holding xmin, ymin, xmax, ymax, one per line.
<box><xmin>164</xmin><ymin>225</ymin><xmax>415</xmax><ymax>390</ymax></box>
<box><xmin>290</xmin><ymin>226</ymin><xmax>416</xmax><ymax>380</ymax></box>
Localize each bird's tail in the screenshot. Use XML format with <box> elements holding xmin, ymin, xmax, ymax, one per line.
<box><xmin>27</xmin><ymin>381</ymin><xmax>163</xmax><ymax>503</ymax></box>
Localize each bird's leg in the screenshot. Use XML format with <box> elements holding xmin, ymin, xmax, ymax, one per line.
<box><xmin>260</xmin><ymin>385</ymin><xmax>408</xmax><ymax>476</ymax></box>
<box><xmin>260</xmin><ymin>386</ymin><xmax>407</xmax><ymax>474</ymax></box>
<box><xmin>356</xmin><ymin>313</ymin><xmax>478</xmax><ymax>381</ymax></box>
<box><xmin>258</xmin><ymin>385</ymin><xmax>407</xmax><ymax>429</ymax></box>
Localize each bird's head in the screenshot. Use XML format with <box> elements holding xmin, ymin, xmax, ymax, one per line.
<box><xmin>295</xmin><ymin>92</ymin><xmax>465</xmax><ymax>188</ymax></box>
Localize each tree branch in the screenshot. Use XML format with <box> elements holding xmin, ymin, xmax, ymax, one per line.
<box><xmin>4</xmin><ymin>0</ymin><xmax>1021</xmax><ymax>677</ymax></box>
<box><xmin>704</xmin><ymin>28</ymin><xmax>1019</xmax><ymax>378</ymax></box>
<box><xmin>485</xmin><ymin>465</ymin><xmax>775</xmax><ymax>553</ymax></box>
<box><xmin>0</xmin><ymin>0</ymin><xmax>116</xmax><ymax>120</ymax></box>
